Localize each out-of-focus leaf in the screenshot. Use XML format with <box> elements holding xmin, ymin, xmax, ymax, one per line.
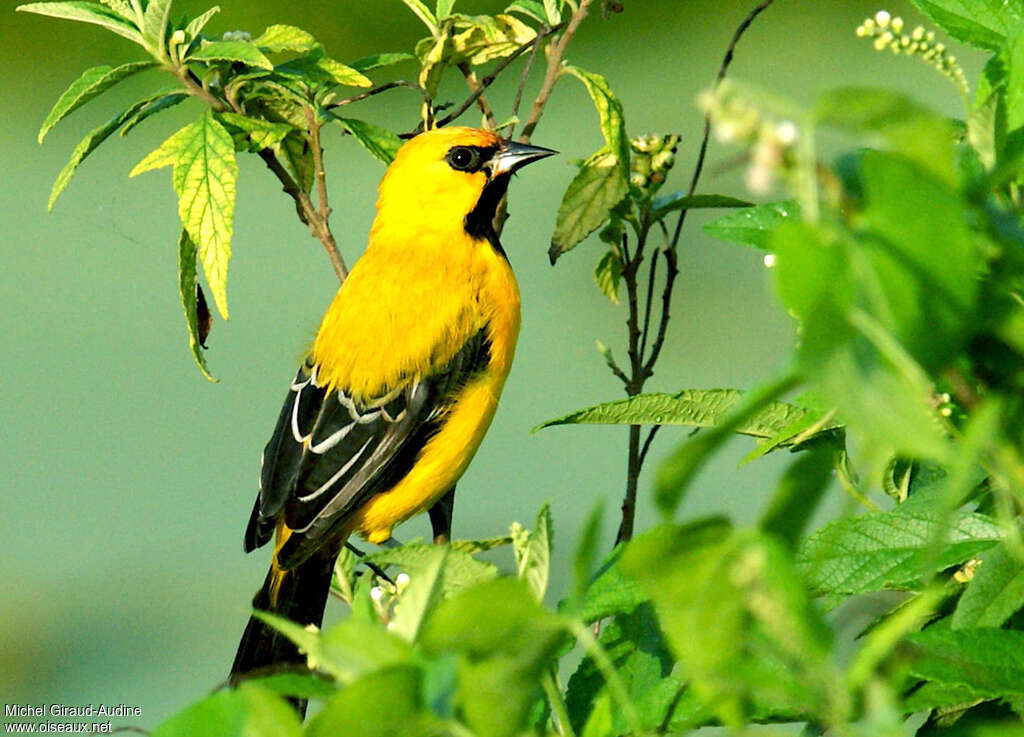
<box><xmin>908</xmin><ymin>0</ymin><xmax>1016</xmax><ymax>50</ymax></box>
<box><xmin>505</xmin><ymin>0</ymin><xmax>546</xmax><ymax>23</ymax></box>
<box><xmin>150</xmin><ymin>685</ymin><xmax>302</xmax><ymax>737</ymax></box>
<box><xmin>384</xmin><ymin>547</ymin><xmax>447</xmax><ymax>643</ymax></box>
<box><xmin>549</xmin><ymin>148</ymin><xmax>628</xmax><ymax>263</ymax></box>
<box><xmin>702</xmin><ymin>199</ymin><xmax>799</xmax><ymax>250</ymax></box>
<box><xmin>39</xmin><ymin>61</ymin><xmax>155</xmax><ymax>143</ymax></box>
<box><xmin>760</xmin><ymin>449</ymin><xmax>833</xmax><ymax>550</ymax></box>
<box><xmin>1006</xmin><ymin>28</ymin><xmax>1024</xmax><ymax>133</ymax></box>
<box><xmin>188</xmin><ymin>39</ymin><xmax>274</xmax><ymax>69</ymax></box>
<box><xmin>305</xmin><ymin>666</ymin><xmax>438</xmax><ymax>737</ymax></box>
<box><xmin>240</xmin><ymin>673</ymin><xmax>338</xmax><ymax>700</ymax></box>
<box><xmin>348</xmin><ymin>52</ymin><xmax>415</xmax><ymax>72</ymax></box>
<box><xmin>907</xmin><ymin>628</ymin><xmax>1024</xmax><ymax>698</ymax></box>
<box><xmin>253</xmin><ymin>24</ymin><xmax>316</xmax><ymax>53</ymax></box>
<box><xmin>796</xmin><ymin>508</ymin><xmax>1003</xmax><ymax>595</ymax></box>
<box><xmin>178</xmin><ymin>230</ymin><xmax>216</xmax><ymax>381</ymax></box>
<box><xmin>577</xmin><ymin>546</ymin><xmax>648</xmax><ymax>623</ymax></box>
<box><xmin>436</xmin><ymin>0</ymin><xmax>455</xmax><ymax>19</ymax></box>
<box><xmin>952</xmin><ymin>544</ymin><xmax>1024</xmax><ymax>629</ymax></box>
<box><xmin>16</xmin><ymin>2</ymin><xmax>145</xmax><ymax>45</ymax></box>
<box><xmin>332</xmin><ymin>117</ymin><xmax>403</xmax><ymax>164</ymax></box>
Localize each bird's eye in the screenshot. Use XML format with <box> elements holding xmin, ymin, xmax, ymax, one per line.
<box><xmin>446</xmin><ymin>146</ymin><xmax>480</xmax><ymax>172</ymax></box>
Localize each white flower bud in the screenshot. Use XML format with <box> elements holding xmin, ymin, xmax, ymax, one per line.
<box><xmin>775</xmin><ymin>120</ymin><xmax>798</xmax><ymax>145</ymax></box>
<box><xmin>170</xmin><ymin>29</ymin><xmax>186</xmax><ymax>45</ymax></box>
<box><xmin>370</xmin><ymin>586</ymin><xmax>384</xmax><ymax>602</ymax></box>
<box><xmin>763</xmin><ymin>253</ymin><xmax>777</xmax><ymax>268</ymax></box>
<box><xmin>891</xmin><ymin>17</ymin><xmax>904</xmax><ymax>33</ymax></box>
<box><xmin>874</xmin><ymin>10</ymin><xmax>891</xmax><ymax>27</ymax></box>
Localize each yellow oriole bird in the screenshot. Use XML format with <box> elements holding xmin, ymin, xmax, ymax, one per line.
<box><xmin>230</xmin><ymin>126</ymin><xmax>555</xmax><ymax>684</ymax></box>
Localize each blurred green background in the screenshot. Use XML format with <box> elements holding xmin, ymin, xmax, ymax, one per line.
<box><xmin>1</xmin><ymin>0</ymin><xmax>983</xmax><ymax>727</ymax></box>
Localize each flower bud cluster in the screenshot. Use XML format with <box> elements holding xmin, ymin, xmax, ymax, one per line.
<box><xmin>855</xmin><ymin>11</ymin><xmax>968</xmax><ymax>96</ymax></box>
<box><xmin>698</xmin><ymin>84</ymin><xmax>799</xmax><ymax>196</ymax></box>
<box><xmin>369</xmin><ymin>571</ymin><xmax>411</xmax><ymax>625</ymax></box>
<box><xmin>222</xmin><ymin>30</ymin><xmax>253</xmax><ymax>42</ymax></box>
<box><xmin>628</xmin><ymin>134</ymin><xmax>680</xmax><ymax>193</ymax></box>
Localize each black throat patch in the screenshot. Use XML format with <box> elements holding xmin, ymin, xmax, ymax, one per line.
<box><xmin>463</xmin><ymin>172</ymin><xmax>511</xmax><ymax>260</ymax></box>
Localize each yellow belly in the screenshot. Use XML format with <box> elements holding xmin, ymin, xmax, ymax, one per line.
<box><xmin>343</xmin><ymin>371</ymin><xmax>506</xmax><ymax>543</ymax></box>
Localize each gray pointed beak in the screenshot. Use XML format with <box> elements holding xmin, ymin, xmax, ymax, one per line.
<box><xmin>491</xmin><ymin>140</ymin><xmax>558</xmax><ymax>176</ymax></box>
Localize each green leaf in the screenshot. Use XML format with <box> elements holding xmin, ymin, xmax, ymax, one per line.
<box><xmin>239</xmin><ymin>672</ymin><xmax>337</xmax><ymax>700</ymax></box>
<box><xmin>907</xmin><ymin>628</ymin><xmax>1024</xmax><ymax>698</ymax></box>
<box><xmin>387</xmin><ymin>547</ymin><xmax>447</xmax><ymax>643</ymax></box>
<box><xmin>796</xmin><ymin>508</ymin><xmax>1003</xmax><ymax>595</ymax></box>
<box><xmin>952</xmin><ymin>545</ymin><xmax>1024</xmax><ymax>629</ymax></box>
<box><xmin>449</xmin><ymin>535</ymin><xmax>513</xmax><ymax>554</ymax></box>
<box><xmin>171</xmin><ymin>112</ymin><xmax>238</xmax><ymax>319</ymax></box>
<box><xmin>305</xmin><ymin>666</ymin><xmax>436</xmax><ymax>737</ymax></box>
<box><xmin>278</xmin><ymin>131</ymin><xmax>314</xmax><ymax>193</ymax></box>
<box><xmin>435</xmin><ymin>0</ymin><xmax>455</xmax><ymax>19</ymax></box>
<box><xmin>542</xmin><ymin>0</ymin><xmax>561</xmax><ymax>24</ymax></box>
<box><xmin>650</xmin><ymin>192</ymin><xmax>752</xmax><ymax>221</ymax></box>
<box><xmin>252</xmin><ymin>24</ymin><xmax>316</xmax><ymax>53</ymax></box>
<box><xmin>621</xmin><ymin>523</ymin><xmax>839</xmax><ymax>727</ymax></box>
<box><xmin>348</xmin><ymin>52</ymin><xmax>416</xmax><ymax>72</ymax></box>
<box><xmin>549</xmin><ymin>148</ymin><xmax>629</xmax><ymax>263</ymax></box>
<box><xmin>702</xmin><ymin>199</ymin><xmax>799</xmax><ymax>250</ymax></box>
<box><xmin>1006</xmin><ymin>28</ymin><xmax>1024</xmax><ymax>134</ymax></box>
<box><xmin>565</xmin><ymin>603</ymin><xmax>674</xmax><ymax>735</ymax></box>
<box><xmin>48</xmin><ymin>92</ymin><xmax>165</xmax><ymax>210</ymax></box>
<box><xmin>16</xmin><ymin>2</ymin><xmax>145</xmax><ymax>45</ymax></box>
<box><xmin>577</xmin><ymin>547</ymin><xmax>648</xmax><ymax>623</ymax></box>
<box><xmin>593</xmin><ymin>249</ymin><xmax>623</xmax><ymax>303</ymax></box>
<box><xmin>332</xmin><ymin>117</ymin><xmax>403</xmax><ymax>164</ymax></box>
<box><xmin>318</xmin><ymin>620</ymin><xmax>413</xmax><ymax>684</ymax></box>
<box><xmin>512</xmin><ymin>504</ymin><xmax>553</xmax><ymax>602</ymax></box>
<box><xmin>535</xmin><ymin>388</ymin><xmax>833</xmax><ymax>440</ymax></box>
<box><xmin>571</xmin><ymin>505</ymin><xmax>603</xmax><ymax>606</ymax></box>
<box><xmin>216</xmin><ymin>112</ymin><xmax>293</xmax><ymax>149</ymax></box>
<box><xmin>505</xmin><ymin>0</ymin><xmax>546</xmax><ymax>23</ymax></box>
<box><xmin>96</xmin><ymin>0</ymin><xmax>132</xmax><ymax>19</ymax></box>
<box><xmin>316</xmin><ymin>57</ymin><xmax>373</xmax><ymax>87</ymax></box>
<box><xmin>364</xmin><ymin>542</ymin><xmax>497</xmax><ymax>596</ymax></box>
<box><xmin>130</xmin><ymin>120</ymin><xmax>196</xmax><ymax>176</ymax></box>
<box><xmin>178</xmin><ymin>230</ymin><xmax>216</xmax><ymax>382</ymax></box>
<box><xmin>654</xmin><ymin>374</ymin><xmax>799</xmax><ymax>516</ymax></box>
<box><xmin>119</xmin><ymin>91</ymin><xmax>188</xmax><ymax>136</ymax></box>
<box><xmin>141</xmin><ymin>0</ymin><xmax>172</xmax><ymax>45</ymax></box>
<box><xmin>908</xmin><ymin>0</ymin><xmax>1016</xmax><ymax>50</ymax></box>
<box><xmin>760</xmin><ymin>449</ymin><xmax>834</xmax><ymax>550</ymax></box>
<box><xmin>563</xmin><ymin>66</ymin><xmax>628</xmax><ymax>165</ymax></box>
<box><xmin>150</xmin><ymin>685</ymin><xmax>302</xmax><ymax>737</ymax></box>
<box><xmin>401</xmin><ymin>0</ymin><xmax>438</xmax><ymax>32</ymax></box>
<box><xmin>184</xmin><ymin>6</ymin><xmax>220</xmax><ymax>39</ymax></box>
<box><xmin>38</xmin><ymin>61</ymin><xmax>155</xmax><ymax>143</ymax></box>
<box><xmin>188</xmin><ymin>39</ymin><xmax>274</xmax><ymax>70</ymax></box>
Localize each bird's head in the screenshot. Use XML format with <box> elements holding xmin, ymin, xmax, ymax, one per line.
<box><xmin>375</xmin><ymin>127</ymin><xmax>556</xmax><ymax>240</ymax></box>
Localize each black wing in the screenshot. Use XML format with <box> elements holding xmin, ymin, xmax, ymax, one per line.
<box><xmin>244</xmin><ymin>328</ymin><xmax>491</xmax><ymax>568</ymax></box>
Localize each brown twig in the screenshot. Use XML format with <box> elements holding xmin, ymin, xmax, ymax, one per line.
<box><xmin>518</xmin><ymin>0</ymin><xmax>595</xmax><ymax>142</ymax></box>
<box><xmin>511</xmin><ymin>30</ymin><xmax>545</xmax><ymax>121</ymax></box>
<box><xmin>305</xmin><ymin>108</ymin><xmax>347</xmax><ymax>283</ymax></box>
<box><xmin>327</xmin><ymin>79</ymin><xmax>428</xmax><ymax>109</ymax></box>
<box><xmin>456</xmin><ymin>61</ymin><xmax>499</xmax><ymax>129</ymax></box>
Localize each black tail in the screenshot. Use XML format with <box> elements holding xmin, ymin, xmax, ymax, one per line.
<box><xmin>229</xmin><ymin>553</ymin><xmax>334</xmax><ymax>690</ymax></box>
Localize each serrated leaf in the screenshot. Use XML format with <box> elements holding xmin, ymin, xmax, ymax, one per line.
<box><xmin>796</xmin><ymin>509</ymin><xmax>1003</xmax><ymax>595</ymax></box>
<box><xmin>593</xmin><ymin>249</ymin><xmax>622</xmax><ymax>303</ymax></box>
<box><xmin>188</xmin><ymin>39</ymin><xmax>273</xmax><ymax>69</ymax></box>
<box><xmin>171</xmin><ymin>111</ymin><xmax>237</xmax><ymax>319</ymax></box>
<box><xmin>651</xmin><ymin>192</ymin><xmax>752</xmax><ymax>222</ymax></box>
<box><xmin>549</xmin><ymin>148</ymin><xmax>628</xmax><ymax>262</ymax></box>
<box><xmin>402</xmin><ymin>0</ymin><xmax>438</xmax><ymax>32</ymax></box>
<box><xmin>185</xmin><ymin>6</ymin><xmax>220</xmax><ymax>39</ymax></box>
<box><xmin>577</xmin><ymin>547</ymin><xmax>647</xmax><ymax>623</ymax></box>
<box><xmin>513</xmin><ymin>504</ymin><xmax>553</xmax><ymax>602</ymax></box>
<box><xmin>907</xmin><ymin>628</ymin><xmax>1024</xmax><ymax>698</ymax></box>
<box><xmin>535</xmin><ymin>388</ymin><xmax>833</xmax><ymax>439</ymax></box>
<box><xmin>348</xmin><ymin>52</ymin><xmax>415</xmax><ymax>72</ymax></box>
<box><xmin>563</xmin><ymin>66</ymin><xmax>628</xmax><ymax>165</ymax></box>
<box><xmin>17</xmin><ymin>2</ymin><xmax>145</xmax><ymax>45</ymax></box>
<box><xmin>449</xmin><ymin>13</ymin><xmax>536</xmax><ymax>66</ymax></box>
<box><xmin>48</xmin><ymin>92</ymin><xmax>165</xmax><ymax>209</ymax></box>
<box><xmin>217</xmin><ymin>112</ymin><xmax>293</xmax><ymax>149</ymax></box>
<box><xmin>130</xmin><ymin>121</ymin><xmax>196</xmax><ymax>176</ymax></box>
<box><xmin>449</xmin><ymin>535</ymin><xmax>512</xmax><ymax>554</ymax></box>
<box><xmin>908</xmin><ymin>0</ymin><xmax>1014</xmax><ymax>50</ymax></box>
<box><xmin>96</xmin><ymin>0</ymin><xmax>132</xmax><ymax>19</ymax></box>
<box><xmin>39</xmin><ymin>61</ymin><xmax>156</xmax><ymax>143</ymax></box>
<box><xmin>150</xmin><ymin>685</ymin><xmax>302</xmax><ymax>737</ymax></box>
<box><xmin>141</xmin><ymin>0</ymin><xmax>171</xmax><ymax>44</ymax></box>
<box><xmin>315</xmin><ymin>57</ymin><xmax>373</xmax><ymax>87</ymax></box>
<box><xmin>364</xmin><ymin>542</ymin><xmax>497</xmax><ymax>595</ymax></box>
<box><xmin>332</xmin><ymin>117</ymin><xmax>403</xmax><ymax>164</ymax></box>
<box><xmin>178</xmin><ymin>230</ymin><xmax>216</xmax><ymax>381</ymax></box>
<box><xmin>703</xmin><ymin>199</ymin><xmax>799</xmax><ymax>250</ymax></box>
<box><xmin>119</xmin><ymin>91</ymin><xmax>188</xmax><ymax>136</ymax></box>
<box><xmin>253</xmin><ymin>24</ymin><xmax>316</xmax><ymax>53</ymax></box>
<box><xmin>951</xmin><ymin>545</ymin><xmax>1024</xmax><ymax>629</ymax></box>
